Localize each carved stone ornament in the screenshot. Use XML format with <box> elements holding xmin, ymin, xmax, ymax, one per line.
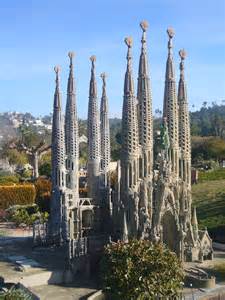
<box><xmin>54</xmin><ymin>65</ymin><xmax>61</xmax><ymax>74</ymax></box>
<box><xmin>124</xmin><ymin>37</ymin><xmax>133</xmax><ymax>48</ymax></box>
<box><xmin>140</xmin><ymin>20</ymin><xmax>148</xmax><ymax>32</ymax></box>
<box><xmin>90</xmin><ymin>55</ymin><xmax>96</xmax><ymax>62</ymax></box>
<box><xmin>167</xmin><ymin>27</ymin><xmax>175</xmax><ymax>38</ymax></box>
<box><xmin>179</xmin><ymin>49</ymin><xmax>187</xmax><ymax>60</ymax></box>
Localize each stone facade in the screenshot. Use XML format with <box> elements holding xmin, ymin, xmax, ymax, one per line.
<box><xmin>46</xmin><ymin>21</ymin><xmax>213</xmax><ymax>270</ymax></box>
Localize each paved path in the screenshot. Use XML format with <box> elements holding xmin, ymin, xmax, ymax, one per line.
<box><xmin>0</xmin><ymin>222</ymin><xmax>98</xmax><ymax>299</ymax></box>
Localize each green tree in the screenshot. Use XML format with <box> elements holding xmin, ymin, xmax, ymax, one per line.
<box><xmin>101</xmin><ymin>240</ymin><xmax>184</xmax><ymax>300</ymax></box>
<box><xmin>5</xmin><ymin>149</ymin><xmax>28</xmax><ymax>166</ymax></box>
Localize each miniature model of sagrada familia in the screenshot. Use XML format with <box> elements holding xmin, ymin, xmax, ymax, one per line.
<box><xmin>34</xmin><ymin>21</ymin><xmax>213</xmax><ymax>274</ymax></box>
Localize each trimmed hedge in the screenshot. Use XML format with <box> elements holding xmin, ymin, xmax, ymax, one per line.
<box><xmin>34</xmin><ymin>178</ymin><xmax>51</xmax><ymax>213</ymax></box>
<box><xmin>0</xmin><ymin>175</ymin><xmax>20</xmax><ymax>186</ymax></box>
<box><xmin>0</xmin><ymin>185</ymin><xmax>36</xmax><ymax>209</ymax></box>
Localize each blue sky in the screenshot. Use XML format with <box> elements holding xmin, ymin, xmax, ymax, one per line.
<box><xmin>0</xmin><ymin>0</ymin><xmax>225</xmax><ymax>119</ymax></box>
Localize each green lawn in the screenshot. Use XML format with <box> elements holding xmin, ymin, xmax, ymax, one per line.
<box><xmin>192</xmin><ymin>179</ymin><xmax>225</xmax><ymax>230</ymax></box>
<box><xmin>199</xmin><ymin>168</ymin><xmax>225</xmax><ymax>182</ymax></box>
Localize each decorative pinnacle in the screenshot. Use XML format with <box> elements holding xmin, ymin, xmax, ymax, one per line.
<box><xmin>167</xmin><ymin>27</ymin><xmax>175</xmax><ymax>39</ymax></box>
<box><xmin>90</xmin><ymin>55</ymin><xmax>96</xmax><ymax>62</ymax></box>
<box><xmin>54</xmin><ymin>65</ymin><xmax>60</xmax><ymax>74</ymax></box>
<box><xmin>179</xmin><ymin>49</ymin><xmax>187</xmax><ymax>60</ymax></box>
<box><xmin>100</xmin><ymin>72</ymin><xmax>107</xmax><ymax>80</ymax></box>
<box><xmin>140</xmin><ymin>20</ymin><xmax>148</xmax><ymax>32</ymax></box>
<box><xmin>124</xmin><ymin>37</ymin><xmax>133</xmax><ymax>48</ymax></box>
<box><xmin>68</xmin><ymin>51</ymin><xmax>75</xmax><ymax>59</ymax></box>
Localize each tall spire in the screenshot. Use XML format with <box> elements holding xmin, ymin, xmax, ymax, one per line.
<box><xmin>65</xmin><ymin>52</ymin><xmax>79</xmax><ymax>203</ymax></box>
<box><xmin>163</xmin><ymin>28</ymin><xmax>179</xmax><ymax>177</ymax></box>
<box><xmin>121</xmin><ymin>37</ymin><xmax>139</xmax><ymax>160</ymax></box>
<box><xmin>178</xmin><ymin>49</ymin><xmax>191</xmax><ymax>185</ymax></box>
<box><xmin>100</xmin><ymin>72</ymin><xmax>110</xmax><ymax>179</ymax></box>
<box><xmin>87</xmin><ymin>55</ymin><xmax>101</xmax><ymax>199</ymax></box>
<box><xmin>51</xmin><ymin>66</ymin><xmax>66</xmax><ymax>188</ymax></box>
<box><xmin>137</xmin><ymin>20</ymin><xmax>153</xmax><ymax>180</ymax></box>
<box><xmin>192</xmin><ymin>206</ymin><xmax>199</xmax><ymax>241</ymax></box>
<box><xmin>51</xmin><ymin>66</ymin><xmax>66</xmax><ymax>240</ymax></box>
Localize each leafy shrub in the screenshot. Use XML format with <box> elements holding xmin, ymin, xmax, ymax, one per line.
<box><xmin>34</xmin><ymin>178</ymin><xmax>51</xmax><ymax>212</ymax></box>
<box><xmin>6</xmin><ymin>204</ymin><xmax>49</xmax><ymax>226</ymax></box>
<box><xmin>101</xmin><ymin>240</ymin><xmax>184</xmax><ymax>300</ymax></box>
<box><xmin>0</xmin><ymin>285</ymin><xmax>33</xmax><ymax>300</ymax></box>
<box><xmin>0</xmin><ymin>185</ymin><xmax>36</xmax><ymax>209</ymax></box>
<box><xmin>0</xmin><ymin>175</ymin><xmax>20</xmax><ymax>186</ymax></box>
<box><xmin>39</xmin><ymin>161</ymin><xmax>51</xmax><ymax>177</ymax></box>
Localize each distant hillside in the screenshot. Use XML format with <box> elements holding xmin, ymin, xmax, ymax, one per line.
<box><xmin>191</xmin><ymin>103</ymin><xmax>225</xmax><ymax>138</ymax></box>
<box><xmin>0</xmin><ymin>103</ymin><xmax>224</xmax><ymax>152</ymax></box>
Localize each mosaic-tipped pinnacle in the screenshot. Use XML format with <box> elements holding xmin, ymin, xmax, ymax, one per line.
<box><xmin>54</xmin><ymin>65</ymin><xmax>61</xmax><ymax>74</ymax></box>
<box><xmin>100</xmin><ymin>72</ymin><xmax>107</xmax><ymax>80</ymax></box>
<box><xmin>140</xmin><ymin>20</ymin><xmax>149</xmax><ymax>32</ymax></box>
<box><xmin>179</xmin><ymin>49</ymin><xmax>187</xmax><ymax>60</ymax></box>
<box><xmin>68</xmin><ymin>51</ymin><xmax>75</xmax><ymax>59</ymax></box>
<box><xmin>167</xmin><ymin>27</ymin><xmax>175</xmax><ymax>38</ymax></box>
<box><xmin>90</xmin><ymin>55</ymin><xmax>96</xmax><ymax>62</ymax></box>
<box><xmin>124</xmin><ymin>37</ymin><xmax>133</xmax><ymax>48</ymax></box>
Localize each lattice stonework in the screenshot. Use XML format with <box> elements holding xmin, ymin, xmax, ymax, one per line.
<box><xmin>51</xmin><ymin>66</ymin><xmax>66</xmax><ymax>188</ymax></box>
<box><xmin>137</xmin><ymin>21</ymin><xmax>153</xmax><ymax>180</ymax></box>
<box><xmin>100</xmin><ymin>73</ymin><xmax>110</xmax><ymax>173</ymax></box>
<box><xmin>178</xmin><ymin>49</ymin><xmax>191</xmax><ymax>185</ymax></box>
<box><xmin>121</xmin><ymin>37</ymin><xmax>139</xmax><ymax>161</ymax></box>
<box><xmin>65</xmin><ymin>52</ymin><xmax>79</xmax><ymax>199</ymax></box>
<box><xmin>87</xmin><ymin>56</ymin><xmax>101</xmax><ymax>161</ymax></box>
<box><xmin>162</xmin><ymin>28</ymin><xmax>179</xmax><ymax>177</ymax></box>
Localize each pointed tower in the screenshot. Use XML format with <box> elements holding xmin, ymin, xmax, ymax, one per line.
<box><xmin>191</xmin><ymin>206</ymin><xmax>199</xmax><ymax>241</ymax></box>
<box><xmin>137</xmin><ymin>21</ymin><xmax>153</xmax><ymax>178</ymax></box>
<box><xmin>87</xmin><ymin>55</ymin><xmax>101</xmax><ymax>200</ymax></box>
<box><xmin>137</xmin><ymin>20</ymin><xmax>153</xmax><ymax>223</ymax></box>
<box><xmin>100</xmin><ymin>72</ymin><xmax>110</xmax><ymax>185</ymax></box>
<box><xmin>51</xmin><ymin>66</ymin><xmax>66</xmax><ymax>240</ymax></box>
<box><xmin>65</xmin><ymin>52</ymin><xmax>79</xmax><ymax>204</ymax></box>
<box><xmin>163</xmin><ymin>28</ymin><xmax>179</xmax><ymax>178</ymax></box>
<box><xmin>178</xmin><ymin>49</ymin><xmax>191</xmax><ymax>186</ymax></box>
<box><xmin>121</xmin><ymin>37</ymin><xmax>139</xmax><ymax>238</ymax></box>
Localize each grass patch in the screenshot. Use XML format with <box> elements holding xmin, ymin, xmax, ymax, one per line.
<box><xmin>192</xmin><ymin>180</ymin><xmax>225</xmax><ymax>230</ymax></box>
<box><xmin>199</xmin><ymin>168</ymin><xmax>225</xmax><ymax>182</ymax></box>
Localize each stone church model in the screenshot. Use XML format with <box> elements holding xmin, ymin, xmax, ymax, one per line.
<box><xmin>35</xmin><ymin>21</ymin><xmax>213</xmax><ymax>273</ymax></box>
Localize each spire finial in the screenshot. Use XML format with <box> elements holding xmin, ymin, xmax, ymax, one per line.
<box><xmin>140</xmin><ymin>21</ymin><xmax>148</xmax><ymax>48</ymax></box>
<box><xmin>179</xmin><ymin>49</ymin><xmax>186</xmax><ymax>80</ymax></box>
<box><xmin>179</xmin><ymin>49</ymin><xmax>187</xmax><ymax>60</ymax></box>
<box><xmin>140</xmin><ymin>20</ymin><xmax>148</xmax><ymax>32</ymax></box>
<box><xmin>90</xmin><ymin>55</ymin><xmax>96</xmax><ymax>63</ymax></box>
<box><xmin>54</xmin><ymin>65</ymin><xmax>60</xmax><ymax>74</ymax></box>
<box><xmin>54</xmin><ymin>65</ymin><xmax>60</xmax><ymax>87</ymax></box>
<box><xmin>68</xmin><ymin>51</ymin><xmax>75</xmax><ymax>66</ymax></box>
<box><xmin>125</xmin><ymin>37</ymin><xmax>132</xmax><ymax>64</ymax></box>
<box><xmin>100</xmin><ymin>72</ymin><xmax>107</xmax><ymax>84</ymax></box>
<box><xmin>167</xmin><ymin>27</ymin><xmax>175</xmax><ymax>39</ymax></box>
<box><xmin>167</xmin><ymin>27</ymin><xmax>175</xmax><ymax>56</ymax></box>
<box><xmin>90</xmin><ymin>55</ymin><xmax>96</xmax><ymax>71</ymax></box>
<box><xmin>124</xmin><ymin>36</ymin><xmax>133</xmax><ymax>48</ymax></box>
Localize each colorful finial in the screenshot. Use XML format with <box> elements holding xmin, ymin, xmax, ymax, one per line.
<box><xmin>54</xmin><ymin>65</ymin><xmax>60</xmax><ymax>74</ymax></box>
<box><xmin>179</xmin><ymin>49</ymin><xmax>187</xmax><ymax>60</ymax></box>
<box><xmin>100</xmin><ymin>72</ymin><xmax>107</xmax><ymax>81</ymax></box>
<box><xmin>167</xmin><ymin>27</ymin><xmax>175</xmax><ymax>39</ymax></box>
<box><xmin>124</xmin><ymin>37</ymin><xmax>133</xmax><ymax>48</ymax></box>
<box><xmin>68</xmin><ymin>51</ymin><xmax>75</xmax><ymax>59</ymax></box>
<box><xmin>90</xmin><ymin>55</ymin><xmax>96</xmax><ymax>62</ymax></box>
<box><xmin>140</xmin><ymin>20</ymin><xmax>149</xmax><ymax>32</ymax></box>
